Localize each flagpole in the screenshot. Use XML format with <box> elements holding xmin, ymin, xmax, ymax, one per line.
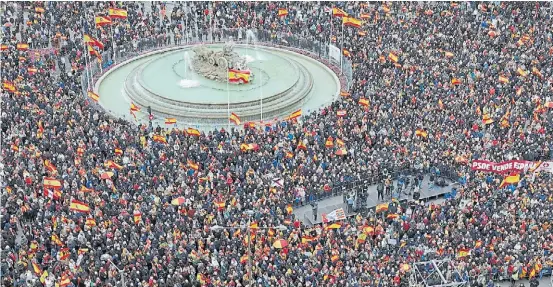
<box><xmin>340</xmin><ymin>20</ymin><xmax>344</xmax><ymax>75</ymax></box>
<box><xmin>83</xmin><ymin>43</ymin><xmax>92</xmax><ymax>90</ymax></box>
<box><xmin>111</xmin><ymin>23</ymin><xmax>116</xmax><ymax>65</ymax></box>
<box><xmin>329</xmin><ymin>5</ymin><xmax>333</xmax><ymax>63</ymax></box>
<box><xmin>227</xmin><ymin>68</ymin><xmax>230</xmax><ymax>132</ymax></box>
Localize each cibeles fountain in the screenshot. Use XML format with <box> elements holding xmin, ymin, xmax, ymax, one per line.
<box><xmin>94</xmin><ymin>30</ymin><xmax>341</xmax><ymax>129</ymax></box>
<box><xmin>191</xmin><ymin>43</ymin><xmax>252</xmax><ymax>84</ymax></box>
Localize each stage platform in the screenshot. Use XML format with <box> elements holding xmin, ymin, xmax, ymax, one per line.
<box><xmin>295</xmin><ymin>175</ymin><xmax>457</xmax><ymax>226</ymax></box>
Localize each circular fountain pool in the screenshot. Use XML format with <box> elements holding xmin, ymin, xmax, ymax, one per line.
<box><xmin>95</xmin><ymin>43</ymin><xmax>340</xmax><ymax>129</ymax></box>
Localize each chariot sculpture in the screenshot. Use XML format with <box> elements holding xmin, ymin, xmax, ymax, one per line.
<box><xmin>191</xmin><ymin>43</ymin><xmax>252</xmax><ymax>84</ymax></box>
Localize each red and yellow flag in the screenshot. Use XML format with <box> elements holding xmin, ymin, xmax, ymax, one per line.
<box><xmin>359</xmin><ymin>98</ymin><xmax>369</xmax><ymax>107</ymax></box>
<box><xmin>376</xmin><ymin>203</ymin><xmax>389</xmax><ymax>213</ymax></box>
<box><xmin>332</xmin><ymin>7</ymin><xmax>348</xmax><ymax>17</ymax></box>
<box><xmin>17</xmin><ymin>43</ymin><xmax>29</xmax><ymax>51</ymax></box>
<box><xmin>288</xmin><ymin>109</ymin><xmax>302</xmax><ymax>120</ymax></box>
<box><xmin>388</xmin><ymin>52</ymin><xmax>398</xmax><ymax>63</ymax></box>
<box><xmin>84</xmin><ymin>34</ymin><xmax>104</xmax><ymax>50</ymax></box>
<box><xmin>187</xmin><ymin>159</ymin><xmax>199</xmax><ymax>170</ymax></box>
<box><xmin>342</xmin><ymin>16</ymin><xmax>362</xmax><ymax>28</ymax></box>
<box><xmin>108</xmin><ymin>8</ymin><xmax>128</xmax><ymax>19</ymax></box>
<box><xmin>230</xmin><ymin>112</ymin><xmax>241</xmax><ymax>125</ymax></box>
<box><xmin>95</xmin><ymin>16</ymin><xmax>112</xmax><ymax>26</ymax></box>
<box><xmin>278</xmin><ymin>8</ymin><xmax>288</xmax><ymax>17</ymax></box>
<box><xmin>499</xmin><ymin>174</ymin><xmax>520</xmax><ymax>188</ymax></box>
<box><xmin>228</xmin><ymin>69</ymin><xmax>250</xmax><ymax>83</ymax></box>
<box><xmin>165</xmin><ymin>118</ymin><xmax>177</xmax><ymax>125</ymax></box>
<box><xmin>451</xmin><ymin>78</ymin><xmax>462</xmax><ymax>85</ymax></box>
<box><xmin>43</xmin><ymin>177</ymin><xmax>62</xmax><ymax>189</ymax></box>
<box><xmin>69</xmin><ymin>199</ymin><xmax>90</xmax><ymax>213</ymax></box>
<box><xmin>87</xmin><ymin>91</ymin><xmax>100</xmax><ymax>102</ymax></box>
<box><xmin>187</xmin><ymin>128</ymin><xmax>201</xmax><ymax>136</ymax></box>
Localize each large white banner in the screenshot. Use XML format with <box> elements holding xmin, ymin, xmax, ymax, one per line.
<box><xmin>328</xmin><ymin>44</ymin><xmax>341</xmax><ymax>64</ymax></box>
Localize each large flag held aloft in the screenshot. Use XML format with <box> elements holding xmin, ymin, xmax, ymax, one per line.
<box><xmin>95</xmin><ymin>16</ymin><xmax>112</xmax><ymax>26</ymax></box>
<box><xmin>342</xmin><ymin>16</ymin><xmax>362</xmax><ymax>28</ymax></box>
<box><xmin>332</xmin><ymin>7</ymin><xmax>348</xmax><ymax>17</ymax></box>
<box><xmin>230</xmin><ymin>112</ymin><xmax>241</xmax><ymax>125</ymax></box>
<box><xmin>83</xmin><ymin>34</ymin><xmax>104</xmax><ymax>50</ymax></box>
<box><xmin>70</xmin><ymin>199</ymin><xmax>90</xmax><ymax>213</ymax></box>
<box><xmin>108</xmin><ymin>8</ymin><xmax>128</xmax><ymax>19</ymax></box>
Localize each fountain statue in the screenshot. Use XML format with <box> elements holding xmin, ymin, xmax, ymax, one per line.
<box><xmin>191</xmin><ymin>43</ymin><xmax>252</xmax><ymax>84</ymax></box>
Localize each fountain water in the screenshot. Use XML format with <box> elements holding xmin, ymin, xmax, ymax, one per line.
<box><xmin>178</xmin><ymin>51</ymin><xmax>200</xmax><ymax>88</ymax></box>
<box><xmin>246</xmin><ymin>29</ymin><xmax>264</xmax><ymax>121</ymax></box>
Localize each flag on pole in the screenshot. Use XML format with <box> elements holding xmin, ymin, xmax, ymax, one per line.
<box><xmin>228</xmin><ymin>69</ymin><xmax>251</xmax><ymax>83</ymax></box>
<box><xmin>108</xmin><ymin>8</ymin><xmax>128</xmax><ymax>19</ymax></box>
<box><xmin>287</xmin><ymin>109</ymin><xmax>302</xmax><ymax>120</ymax></box>
<box><xmin>499</xmin><ymin>174</ymin><xmax>520</xmax><ymax>188</ymax></box>
<box><xmin>278</xmin><ymin>8</ymin><xmax>288</xmax><ymax>17</ymax></box>
<box><xmin>388</xmin><ymin>52</ymin><xmax>399</xmax><ymax>63</ymax></box>
<box><xmin>187</xmin><ymin>128</ymin><xmax>201</xmax><ymax>136</ymax></box>
<box><xmin>230</xmin><ymin>112</ymin><xmax>241</xmax><ymax>125</ymax></box>
<box><xmin>69</xmin><ymin>199</ymin><xmax>90</xmax><ymax>213</ymax></box>
<box><xmin>95</xmin><ymin>16</ymin><xmax>112</xmax><ymax>26</ymax></box>
<box><xmin>83</xmin><ymin>34</ymin><xmax>105</xmax><ymax>50</ymax></box>
<box><xmin>165</xmin><ymin>118</ymin><xmax>177</xmax><ymax>124</ymax></box>
<box><xmin>87</xmin><ymin>91</ymin><xmax>100</xmax><ymax>102</ymax></box>
<box><xmin>342</xmin><ymin>16</ymin><xmax>362</xmax><ymax>28</ymax></box>
<box><xmin>332</xmin><ymin>7</ymin><xmax>348</xmax><ymax>17</ymax></box>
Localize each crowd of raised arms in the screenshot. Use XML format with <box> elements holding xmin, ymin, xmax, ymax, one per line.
<box><xmin>1</xmin><ymin>1</ymin><xmax>552</xmax><ymax>287</ymax></box>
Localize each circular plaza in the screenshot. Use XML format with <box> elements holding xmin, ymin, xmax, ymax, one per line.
<box><xmin>95</xmin><ymin>43</ymin><xmax>340</xmax><ymax>129</ymax></box>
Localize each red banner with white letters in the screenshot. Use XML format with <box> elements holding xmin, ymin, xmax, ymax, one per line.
<box><xmin>471</xmin><ymin>160</ymin><xmax>553</xmax><ymax>174</ymax></box>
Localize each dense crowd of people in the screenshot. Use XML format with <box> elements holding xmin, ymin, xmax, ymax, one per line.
<box><xmin>1</xmin><ymin>1</ymin><xmax>553</xmax><ymax>287</ymax></box>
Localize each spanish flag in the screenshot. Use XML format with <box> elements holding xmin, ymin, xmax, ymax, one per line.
<box><xmin>531</xmin><ymin>67</ymin><xmax>543</xmax><ymax>78</ymax></box>
<box><xmin>278</xmin><ymin>8</ymin><xmax>288</xmax><ymax>17</ymax></box>
<box><xmin>44</xmin><ymin>160</ymin><xmax>57</xmax><ymax>173</ymax></box>
<box><xmin>444</xmin><ymin>51</ymin><xmax>454</xmax><ymax>58</ymax></box>
<box><xmin>87</xmin><ymin>45</ymin><xmax>102</xmax><ymax>60</ymax></box>
<box><xmin>482</xmin><ymin>113</ymin><xmax>494</xmax><ymax>125</ymax></box>
<box><xmin>105</xmin><ymin>160</ymin><xmax>123</xmax><ymax>170</ymax></box>
<box><xmin>360</xmin><ymin>12</ymin><xmax>370</xmax><ymax>19</ymax></box>
<box><xmin>230</xmin><ymin>112</ymin><xmax>241</xmax><ymax>125</ymax></box>
<box><xmin>336</xmin><ymin>139</ymin><xmax>345</xmax><ymax>147</ymax></box>
<box><xmin>340</xmin><ymin>90</ymin><xmax>350</xmax><ymax>97</ymax></box>
<box><xmin>214</xmin><ymin>201</ymin><xmax>226</xmax><ymax>211</ymax></box>
<box><xmin>451</xmin><ymin>78</ymin><xmax>462</xmax><ymax>85</ymax></box>
<box><xmin>43</xmin><ymin>177</ymin><xmax>62</xmax><ymax>189</ymax></box>
<box><xmin>165</xmin><ymin>118</ymin><xmax>177</xmax><ymax>124</ymax></box>
<box><xmin>301</xmin><ymin>235</ymin><xmax>315</xmax><ymax>243</ymax></box>
<box><xmin>297</xmin><ymin>141</ymin><xmax>307</xmax><ymax>150</ymax></box>
<box><xmin>288</xmin><ymin>109</ymin><xmax>302</xmax><ymax>120</ymax></box>
<box><xmin>133</xmin><ymin>211</ymin><xmax>142</xmax><ymax>224</ymax></box>
<box><xmin>108</xmin><ymin>8</ymin><xmax>128</xmax><ymax>19</ymax></box>
<box><xmin>59</xmin><ymin>273</ymin><xmax>71</xmax><ymax>286</ymax></box>
<box><xmin>326</xmin><ymin>223</ymin><xmax>341</xmax><ymax>229</ymax></box>
<box><xmin>376</xmin><ymin>203</ymin><xmax>388</xmax><ymax>213</ymax></box>
<box><xmin>331</xmin><ymin>254</ymin><xmax>340</xmax><ymax>262</ymax></box>
<box><xmin>2</xmin><ymin>81</ymin><xmax>16</xmax><ymax>92</ymax></box>
<box><xmin>388</xmin><ymin>52</ymin><xmax>398</xmax><ymax>63</ymax></box>
<box><xmin>95</xmin><ymin>16</ymin><xmax>112</xmax><ymax>26</ymax></box>
<box><xmin>457</xmin><ymin>248</ymin><xmax>470</xmax><ymax>258</ymax></box>
<box><xmin>325</xmin><ymin>137</ymin><xmax>334</xmax><ymax>148</ymax></box>
<box><xmin>83</xmin><ymin>34</ymin><xmax>105</xmax><ymax>50</ymax></box>
<box><xmin>342</xmin><ymin>16</ymin><xmax>362</xmax><ymax>28</ymax></box>
<box><xmin>1</xmin><ymin>44</ymin><xmax>8</xmax><ymax>51</ymax></box>
<box><xmin>187</xmin><ymin>159</ymin><xmax>199</xmax><ymax>170</ymax></box>
<box><xmin>87</xmin><ymin>91</ymin><xmax>100</xmax><ymax>102</ymax></box>
<box><xmin>342</xmin><ymin>49</ymin><xmax>351</xmax><ymax>57</ymax></box>
<box><xmin>51</xmin><ymin>234</ymin><xmax>63</xmax><ymax>246</ymax></box>
<box><xmin>187</xmin><ymin>128</ymin><xmax>201</xmax><ymax>136</ymax></box>
<box><xmin>499</xmin><ymin>174</ymin><xmax>520</xmax><ymax>188</ymax></box>
<box><xmin>114</xmin><ymin>148</ymin><xmax>123</xmax><ymax>155</ymax></box>
<box><xmin>58</xmin><ymin>248</ymin><xmax>71</xmax><ymax>260</ymax></box>
<box><xmin>35</xmin><ymin>7</ymin><xmax>45</xmax><ymax>13</ymax></box>
<box><xmin>332</xmin><ymin>7</ymin><xmax>348</xmax><ymax>17</ymax></box>
<box><xmin>32</xmin><ymin>262</ymin><xmax>42</xmax><ymax>275</ymax></box>
<box><xmin>359</xmin><ymin>98</ymin><xmax>369</xmax><ymax>107</ymax></box>
<box><xmin>228</xmin><ymin>69</ymin><xmax>250</xmax><ymax>83</ymax></box>
<box><xmin>286</xmin><ymin>151</ymin><xmax>294</xmax><ymax>158</ymax></box>
<box><xmin>85</xmin><ymin>218</ymin><xmax>96</xmax><ymax>227</ymax></box>
<box><xmin>498</xmin><ymin>75</ymin><xmax>509</xmax><ymax>83</ymax></box>
<box><xmin>69</xmin><ymin>199</ymin><xmax>90</xmax><ymax>213</ymax></box>
<box><xmin>357</xmin><ymin>30</ymin><xmax>367</xmax><ymax>36</ymax></box>
<box><xmin>415</xmin><ymin>129</ymin><xmax>428</xmax><ymax>138</ymax></box>
<box><xmin>153</xmin><ymin>134</ymin><xmax>167</xmax><ymax>144</ymax></box>
<box><xmin>17</xmin><ymin>43</ymin><xmax>29</xmax><ymax>51</ymax></box>
<box><xmin>517</xmin><ymin>67</ymin><xmax>528</xmax><ymax>77</ymax></box>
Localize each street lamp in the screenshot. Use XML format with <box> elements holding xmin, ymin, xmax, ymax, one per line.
<box><xmin>107</xmin><ymin>259</ymin><xmax>125</xmax><ymax>287</ymax></box>
<box><xmin>209</xmin><ymin>210</ymin><xmax>287</xmax><ymax>286</ymax></box>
